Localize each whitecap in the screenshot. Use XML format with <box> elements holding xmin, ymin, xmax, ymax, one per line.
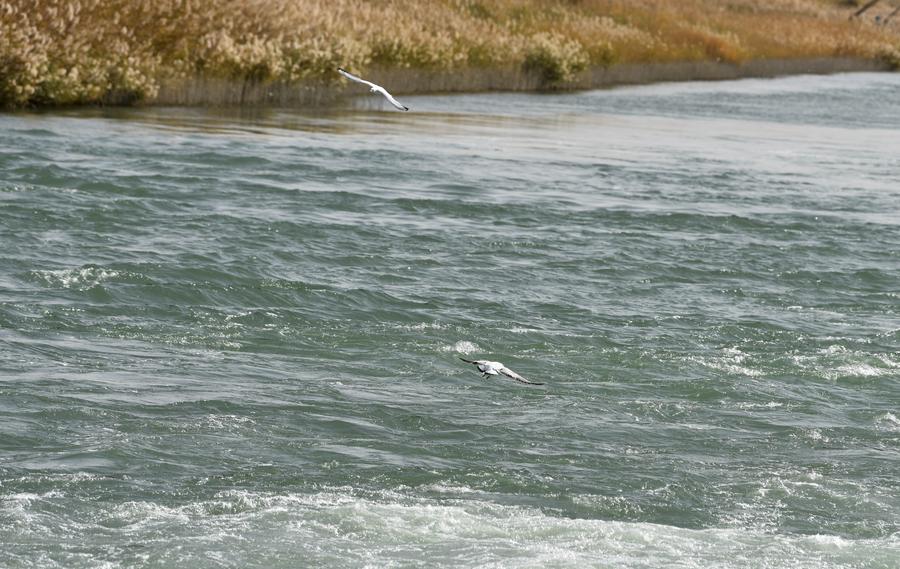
<box><xmin>401</xmin><ymin>322</ymin><xmax>449</xmax><ymax>331</ymax></box>
<box><xmin>801</xmin><ymin>428</ymin><xmax>829</xmax><ymax>443</ymax></box>
<box><xmin>736</xmin><ymin>401</ymin><xmax>783</xmax><ymax>410</ymax></box>
<box><xmin>686</xmin><ymin>348</ymin><xmax>763</xmax><ymax>377</ymax></box>
<box><xmin>875</xmin><ymin>412</ymin><xmax>900</xmax><ymax>432</ymax></box>
<box><xmin>4</xmin><ymin>486</ymin><xmax>898</xmax><ymax>568</ymax></box>
<box><xmin>201</xmin><ymin>414</ymin><xmax>256</xmax><ymax>432</ymax></box>
<box><xmin>35</xmin><ymin>266</ymin><xmax>123</xmax><ymax>290</ymax></box>
<box><xmin>830</xmin><ymin>363</ymin><xmax>888</xmax><ymax>379</ymax></box>
<box><xmin>441</xmin><ymin>340</ymin><xmax>481</xmax><ymax>354</ymax></box>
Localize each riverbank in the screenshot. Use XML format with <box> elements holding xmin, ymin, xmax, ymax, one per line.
<box><xmin>2</xmin><ymin>0</ymin><xmax>899</xmax><ymax>109</ymax></box>
<box><xmin>150</xmin><ymin>57</ymin><xmax>895</xmax><ymax>107</ymax></box>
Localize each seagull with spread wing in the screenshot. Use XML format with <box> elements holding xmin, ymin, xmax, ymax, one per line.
<box><xmin>338</xmin><ymin>68</ymin><xmax>409</xmax><ymax>111</ymax></box>
<box><xmin>460</xmin><ymin>358</ymin><xmax>544</xmax><ymax>386</ymax></box>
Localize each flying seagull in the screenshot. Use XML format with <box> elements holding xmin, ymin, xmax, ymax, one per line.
<box><xmin>337</xmin><ymin>68</ymin><xmax>409</xmax><ymax>111</ymax></box>
<box><xmin>459</xmin><ymin>358</ymin><xmax>544</xmax><ymax>386</ymax></box>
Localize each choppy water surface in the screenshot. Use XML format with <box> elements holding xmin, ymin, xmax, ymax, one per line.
<box><xmin>1</xmin><ymin>72</ymin><xmax>899</xmax><ymax>568</ymax></box>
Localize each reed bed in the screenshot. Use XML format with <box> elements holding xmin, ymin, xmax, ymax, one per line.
<box><xmin>1</xmin><ymin>0</ymin><xmax>898</xmax><ymax>108</ymax></box>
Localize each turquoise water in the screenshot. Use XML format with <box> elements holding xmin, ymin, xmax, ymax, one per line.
<box><xmin>1</xmin><ymin>72</ymin><xmax>899</xmax><ymax>568</ymax></box>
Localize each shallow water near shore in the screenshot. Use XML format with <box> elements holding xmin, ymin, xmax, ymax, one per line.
<box><xmin>1</xmin><ymin>72</ymin><xmax>899</xmax><ymax>568</ymax></box>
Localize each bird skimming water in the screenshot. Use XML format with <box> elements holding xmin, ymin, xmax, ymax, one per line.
<box><xmin>337</xmin><ymin>68</ymin><xmax>409</xmax><ymax>111</ymax></box>
<box><xmin>460</xmin><ymin>358</ymin><xmax>544</xmax><ymax>385</ymax></box>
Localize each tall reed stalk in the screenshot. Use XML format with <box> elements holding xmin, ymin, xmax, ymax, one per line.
<box><xmin>2</xmin><ymin>0</ymin><xmax>898</xmax><ymax>108</ymax></box>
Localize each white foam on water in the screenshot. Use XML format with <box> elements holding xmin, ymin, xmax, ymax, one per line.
<box><xmin>791</xmin><ymin>346</ymin><xmax>899</xmax><ymax>381</ymax></box>
<box><xmin>419</xmin><ymin>483</ymin><xmax>486</xmax><ymax>496</ymax></box>
<box><xmin>820</xmin><ymin>345</ymin><xmax>848</xmax><ymax>356</ymax></box>
<box><xmin>401</xmin><ymin>322</ymin><xmax>450</xmax><ymax>331</ymax></box>
<box><xmin>685</xmin><ymin>347</ymin><xmax>764</xmax><ymax>378</ymax></box>
<box><xmin>34</xmin><ymin>266</ymin><xmax>124</xmax><ymax>291</ymax></box>
<box><xmin>875</xmin><ymin>412</ymin><xmax>900</xmax><ymax>432</ymax></box>
<box><xmin>442</xmin><ymin>340</ymin><xmax>481</xmax><ymax>354</ymax></box>
<box><xmin>831</xmin><ymin>363</ymin><xmax>886</xmax><ymax>378</ymax></box>
<box><xmin>198</xmin><ymin>414</ymin><xmax>257</xmax><ymax>433</ymax></box>
<box><xmin>735</xmin><ymin>401</ymin><xmax>784</xmax><ymax>411</ymax></box>
<box><xmin>3</xmin><ymin>487</ymin><xmax>898</xmax><ymax>568</ymax></box>
<box><xmin>2</xmin><ymin>490</ymin><xmax>65</xmax><ymax>511</ymax></box>
<box><xmin>875</xmin><ymin>354</ymin><xmax>900</xmax><ymax>368</ymax></box>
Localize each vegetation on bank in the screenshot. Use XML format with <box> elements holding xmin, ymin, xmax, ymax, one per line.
<box><xmin>1</xmin><ymin>0</ymin><xmax>899</xmax><ymax>108</ymax></box>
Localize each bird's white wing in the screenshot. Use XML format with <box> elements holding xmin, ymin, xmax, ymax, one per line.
<box><xmin>499</xmin><ymin>366</ymin><xmax>544</xmax><ymax>385</ymax></box>
<box><xmin>375</xmin><ymin>87</ymin><xmax>409</xmax><ymax>111</ymax></box>
<box><xmin>338</xmin><ymin>68</ymin><xmax>376</xmax><ymax>89</ymax></box>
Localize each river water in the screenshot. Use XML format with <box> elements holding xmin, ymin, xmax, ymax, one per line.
<box><xmin>1</xmin><ymin>72</ymin><xmax>899</xmax><ymax>568</ymax></box>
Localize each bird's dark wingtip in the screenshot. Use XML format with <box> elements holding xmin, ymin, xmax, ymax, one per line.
<box><xmin>459</xmin><ymin>357</ymin><xmax>475</xmax><ymax>363</ymax></box>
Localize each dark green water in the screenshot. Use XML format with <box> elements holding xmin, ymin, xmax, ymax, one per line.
<box><xmin>1</xmin><ymin>72</ymin><xmax>898</xmax><ymax>568</ymax></box>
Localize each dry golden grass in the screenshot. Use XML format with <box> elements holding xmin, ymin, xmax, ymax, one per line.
<box><xmin>1</xmin><ymin>0</ymin><xmax>898</xmax><ymax>107</ymax></box>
